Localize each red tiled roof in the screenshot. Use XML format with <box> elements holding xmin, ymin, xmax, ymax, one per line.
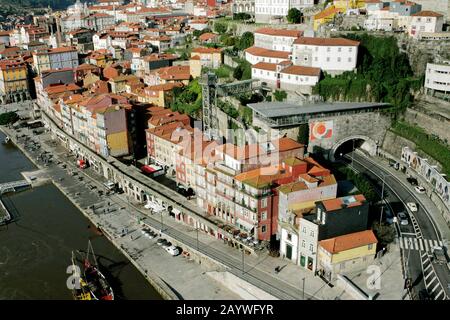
<box><xmin>245</xmin><ymin>47</ymin><xmax>290</xmax><ymax>59</ymax></box>
<box><xmin>314</xmin><ymin>6</ymin><xmax>342</xmax><ymax>20</ymax></box>
<box><xmin>280</xmin><ymin>65</ymin><xmax>321</xmax><ymax>77</ymax></box>
<box><xmin>198</xmin><ymin>32</ymin><xmax>218</xmax><ymax>41</ymax></box>
<box><xmin>319</xmin><ymin>230</ymin><xmax>378</xmax><ymax>254</ymax></box>
<box><xmin>294</xmin><ymin>37</ymin><xmax>360</xmax><ymax>47</ymax></box>
<box><xmin>412</xmin><ymin>10</ymin><xmax>443</xmax><ymax>17</ymax></box>
<box><xmin>252</xmin><ymin>62</ymin><xmax>277</xmax><ymax>72</ymax></box>
<box><xmin>255</xmin><ymin>28</ymin><xmax>303</xmax><ymax>38</ymax></box>
<box><xmin>191</xmin><ymin>47</ymin><xmax>222</xmax><ymax>54</ymax></box>
<box><xmin>321</xmin><ymin>194</ymin><xmax>367</xmax><ymax>212</ymax></box>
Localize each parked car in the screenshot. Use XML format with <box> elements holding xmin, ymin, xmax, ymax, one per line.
<box><xmin>406</xmin><ymin>177</ymin><xmax>418</xmax><ymax>186</ymax></box>
<box><xmin>166</xmin><ymin>245</ymin><xmax>181</xmax><ymax>256</ymax></box>
<box><xmin>162</xmin><ymin>241</ymin><xmax>172</xmax><ymax>249</ymax></box>
<box><xmin>433</xmin><ymin>246</ymin><xmax>448</xmax><ymax>265</ymax></box>
<box><xmin>157</xmin><ymin>238</ymin><xmax>168</xmax><ymax>246</ymax></box>
<box><xmin>414</xmin><ymin>186</ymin><xmax>426</xmax><ymax>194</ymax></box>
<box><xmin>407</xmin><ymin>202</ymin><xmax>418</xmax><ymax>212</ymax></box>
<box><xmin>397</xmin><ymin>211</ymin><xmax>409</xmax><ymax>226</ymax></box>
<box><xmin>103</xmin><ymin>181</ymin><xmax>116</xmax><ymax>190</ymax></box>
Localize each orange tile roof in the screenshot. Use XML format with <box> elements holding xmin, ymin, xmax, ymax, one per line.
<box><xmin>218</xmin><ymin>137</ymin><xmax>303</xmax><ymax>161</ymax></box>
<box><xmin>255</xmin><ymin>28</ymin><xmax>303</xmax><ymax>38</ymax></box>
<box><xmin>319</xmin><ymin>230</ymin><xmax>378</xmax><ymax>254</ymax></box>
<box><xmin>33</xmin><ymin>46</ymin><xmax>77</xmax><ymax>56</ymax></box>
<box><xmin>146</xmin><ymin>82</ymin><xmax>184</xmax><ymax>92</ymax></box>
<box><xmin>294</xmin><ymin>37</ymin><xmax>360</xmax><ymax>47</ymax></box>
<box><xmin>147</xmin><ymin>121</ymin><xmax>194</xmax><ymax>143</ymax></box>
<box><xmin>321</xmin><ymin>194</ymin><xmax>367</xmax><ymax>212</ymax></box>
<box><xmin>45</xmin><ymin>83</ymin><xmax>81</xmax><ymax>95</ymax></box>
<box><xmin>198</xmin><ymin>32</ymin><xmax>219</xmax><ymax>41</ymax></box>
<box><xmin>314</xmin><ymin>6</ymin><xmax>342</xmax><ymax>20</ymax></box>
<box><xmin>280</xmin><ymin>65</ymin><xmax>321</xmax><ymax>77</ymax></box>
<box><xmin>252</xmin><ymin>62</ymin><xmax>277</xmax><ymax>72</ymax></box>
<box><xmin>156</xmin><ymin>66</ymin><xmax>190</xmax><ymax>81</ymax></box>
<box><xmin>245</xmin><ymin>47</ymin><xmax>290</xmax><ymax>59</ymax></box>
<box><xmin>191</xmin><ymin>47</ymin><xmax>222</xmax><ymax>54</ymax></box>
<box><xmin>234</xmin><ymin>165</ymin><xmax>286</xmax><ymax>189</ymax></box>
<box><xmin>412</xmin><ymin>10</ymin><xmax>443</xmax><ymax>17</ymax></box>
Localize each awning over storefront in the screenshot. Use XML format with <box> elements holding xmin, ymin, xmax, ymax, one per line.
<box><xmin>236</xmin><ymin>218</ymin><xmax>254</xmax><ymax>231</ymax></box>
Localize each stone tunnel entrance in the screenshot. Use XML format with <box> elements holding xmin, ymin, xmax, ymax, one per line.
<box><xmin>330</xmin><ymin>136</ymin><xmax>378</xmax><ymax>162</ymax></box>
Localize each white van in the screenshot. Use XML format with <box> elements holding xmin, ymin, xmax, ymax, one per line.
<box><xmin>103</xmin><ymin>181</ymin><xmax>116</xmax><ymax>190</ymax></box>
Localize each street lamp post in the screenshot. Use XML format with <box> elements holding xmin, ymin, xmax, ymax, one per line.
<box><xmin>351</xmin><ymin>139</ymin><xmax>355</xmax><ymax>168</ymax></box>
<box><xmin>302</xmin><ymin>277</ymin><xmax>306</xmax><ymax>300</ymax></box>
<box><xmin>196</xmin><ymin>223</ymin><xmax>199</xmax><ymax>251</ymax></box>
<box><xmin>242</xmin><ymin>248</ymin><xmax>245</xmax><ymax>275</ymax></box>
<box><xmin>379</xmin><ymin>172</ymin><xmax>392</xmax><ymax>232</ymax></box>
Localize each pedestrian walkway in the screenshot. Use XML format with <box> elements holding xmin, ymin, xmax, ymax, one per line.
<box><xmin>399</xmin><ymin>237</ymin><xmax>443</xmax><ymax>252</ymax></box>
<box><xmin>420</xmin><ymin>252</ymin><xmax>448</xmax><ymax>300</ymax></box>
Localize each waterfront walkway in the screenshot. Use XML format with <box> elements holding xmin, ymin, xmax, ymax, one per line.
<box><xmin>0</xmin><ymin>123</ymin><xmax>408</xmax><ymax>300</ymax></box>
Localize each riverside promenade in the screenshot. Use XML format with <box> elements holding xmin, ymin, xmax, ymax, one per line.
<box><xmin>0</xmin><ymin>116</ymin><xmax>409</xmax><ymax>300</ymax></box>
<box><xmin>0</xmin><ymin>124</ymin><xmax>240</xmax><ymax>300</ymax></box>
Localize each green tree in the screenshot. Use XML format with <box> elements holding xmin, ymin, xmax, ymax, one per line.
<box><xmin>235</xmin><ymin>32</ymin><xmax>254</xmax><ymax>51</ymax></box>
<box><xmin>287</xmin><ymin>8</ymin><xmax>302</xmax><ymax>24</ymax></box>
<box><xmin>214</xmin><ymin>22</ymin><xmax>228</xmax><ymax>35</ymax></box>
<box><xmin>233</xmin><ymin>13</ymin><xmax>251</xmax><ymax>20</ymax></box>
<box><xmin>274</xmin><ymin>90</ymin><xmax>287</xmax><ymax>102</ymax></box>
<box><xmin>297</xmin><ymin>123</ymin><xmax>309</xmax><ymax>145</ymax></box>
<box><xmin>233</xmin><ymin>65</ymin><xmax>243</xmax><ymax>80</ymax></box>
<box><xmin>193</xmin><ymin>28</ymin><xmax>211</xmax><ymax>38</ymax></box>
<box><xmin>0</xmin><ymin>112</ymin><xmax>19</xmax><ymax>125</ymax></box>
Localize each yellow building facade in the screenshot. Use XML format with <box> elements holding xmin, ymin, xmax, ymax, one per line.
<box><xmin>0</xmin><ymin>60</ymin><xmax>29</xmax><ymax>104</ymax></box>
<box><xmin>317</xmin><ymin>230</ymin><xmax>378</xmax><ymax>281</ymax></box>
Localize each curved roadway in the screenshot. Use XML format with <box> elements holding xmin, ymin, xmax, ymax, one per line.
<box><xmin>344</xmin><ymin>151</ymin><xmax>449</xmax><ymax>300</ymax></box>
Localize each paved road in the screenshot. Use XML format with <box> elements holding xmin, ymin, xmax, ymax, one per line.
<box><xmin>345</xmin><ymin>151</ymin><xmax>449</xmax><ymax>300</ymax></box>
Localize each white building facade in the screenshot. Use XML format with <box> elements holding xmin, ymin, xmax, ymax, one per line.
<box><xmin>292</xmin><ymin>37</ymin><xmax>359</xmax><ymax>76</ymax></box>
<box><xmin>425</xmin><ymin>62</ymin><xmax>450</xmax><ymax>97</ymax></box>
<box><xmin>255</xmin><ymin>0</ymin><xmax>315</xmax><ymax>23</ymax></box>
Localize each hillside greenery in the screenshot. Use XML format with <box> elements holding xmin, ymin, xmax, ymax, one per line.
<box><xmin>313</xmin><ymin>33</ymin><xmax>422</xmax><ymax>114</ymax></box>
<box><xmin>170</xmin><ymin>79</ymin><xmax>202</xmax><ymax>117</ymax></box>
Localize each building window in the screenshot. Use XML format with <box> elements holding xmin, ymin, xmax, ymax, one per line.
<box><xmin>368</xmin><ymin>244</ymin><xmax>373</xmax><ymax>250</ymax></box>
<box><xmin>261</xmin><ymin>211</ymin><xmax>267</xmax><ymax>220</ymax></box>
<box><xmin>310</xmin><ymin>230</ymin><xmax>314</xmax><ymax>237</ymax></box>
<box><xmin>337</xmin><ymin>57</ymin><xmax>341</xmax><ymax>62</ymax></box>
<box><xmin>309</xmin><ymin>244</ymin><xmax>313</xmax><ymax>252</ymax></box>
<box><xmin>302</xmin><ymin>226</ymin><xmax>306</xmax><ymax>233</ymax></box>
<box><xmin>327</xmin><ymin>47</ymin><xmax>330</xmax><ymax>52</ymax></box>
<box><xmin>340</xmin><ymin>262</ymin><xmax>346</xmax><ymax>270</ymax></box>
<box><xmin>287</xmin><ymin>233</ymin><xmax>292</xmax><ymax>241</ymax></box>
<box><xmin>326</xmin><ymin>57</ymin><xmax>330</xmax><ymax>62</ymax></box>
<box><xmin>302</xmin><ymin>240</ymin><xmax>305</xmax><ymax>248</ymax></box>
<box><xmin>349</xmin><ymin>47</ymin><xmax>353</xmax><ymax>52</ymax></box>
<box><xmin>348</xmin><ymin>57</ymin><xmax>352</xmax><ymax>62</ymax></box>
<box><xmin>338</xmin><ymin>47</ymin><xmax>342</xmax><ymax>52</ymax></box>
<box><xmin>261</xmin><ymin>197</ymin><xmax>267</xmax><ymax>208</ymax></box>
<box><xmin>261</xmin><ymin>225</ymin><xmax>266</xmax><ymax>233</ymax></box>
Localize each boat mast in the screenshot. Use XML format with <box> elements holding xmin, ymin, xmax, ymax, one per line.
<box><xmin>87</xmin><ymin>240</ymin><xmax>99</xmax><ymax>267</ymax></box>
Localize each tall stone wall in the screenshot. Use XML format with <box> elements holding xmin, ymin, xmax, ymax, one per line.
<box><xmin>307</xmin><ymin>111</ymin><xmax>391</xmax><ymax>159</ymax></box>
<box><xmin>381</xmin><ymin>130</ymin><xmax>443</xmax><ymax>172</ymax></box>
<box><xmin>403</xmin><ymin>108</ymin><xmax>450</xmax><ymax>144</ymax></box>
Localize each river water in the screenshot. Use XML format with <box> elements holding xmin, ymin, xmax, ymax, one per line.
<box><xmin>0</xmin><ymin>131</ymin><xmax>162</xmax><ymax>300</ymax></box>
